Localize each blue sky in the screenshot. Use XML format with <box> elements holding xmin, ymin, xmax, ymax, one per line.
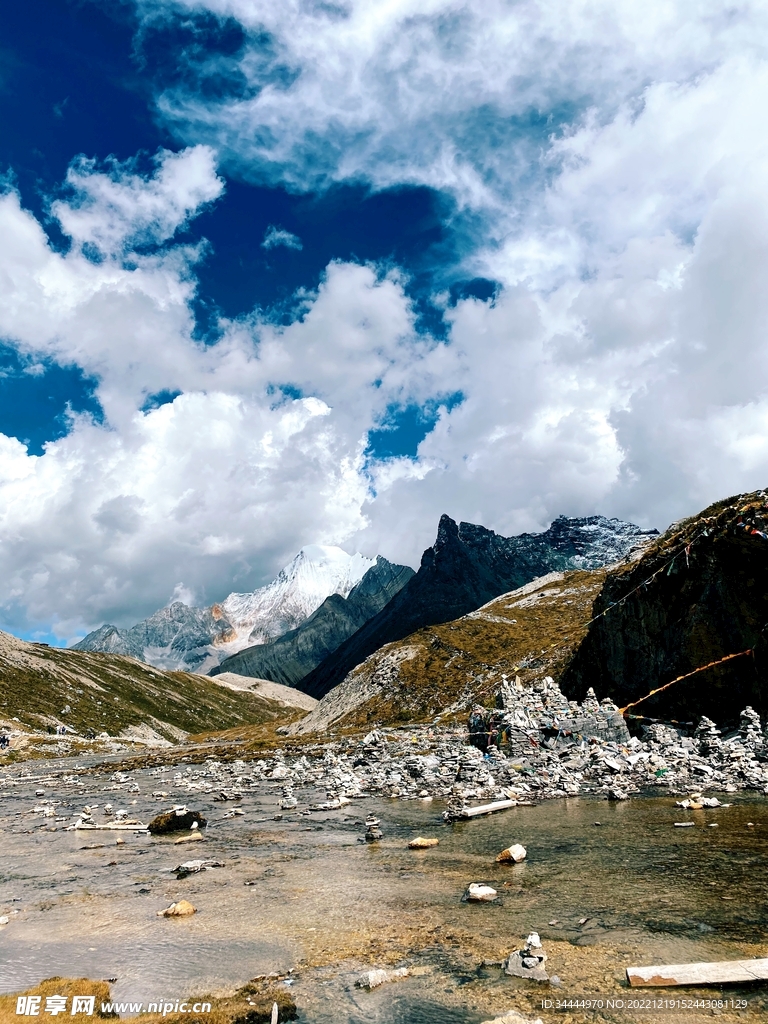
<box><xmin>0</xmin><ymin>0</ymin><xmax>476</xmax><ymax>459</ymax></box>
<box><xmin>2</xmin><ymin>0</ymin><xmax>768</xmax><ymax>641</ymax></box>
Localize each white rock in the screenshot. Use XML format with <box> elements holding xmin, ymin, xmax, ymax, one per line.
<box><xmin>465</xmin><ymin>883</ymin><xmax>498</xmax><ymax>902</ymax></box>
<box><xmin>355</xmin><ymin>967</ymin><xmax>409</xmax><ymax>989</ymax></box>
<box><xmin>496</xmin><ymin>843</ymin><xmax>526</xmax><ymax>863</ymax></box>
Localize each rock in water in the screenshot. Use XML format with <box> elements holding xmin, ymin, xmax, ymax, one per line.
<box><xmin>157</xmin><ymin>900</ymin><xmax>196</xmax><ymax>917</ymax></box>
<box><xmin>465</xmin><ymin>883</ymin><xmax>498</xmax><ymax>902</ymax></box>
<box><xmin>148</xmin><ymin>808</ymin><xmax>207</xmax><ymax>834</ymax></box>
<box><xmin>363</xmin><ymin>815</ymin><xmax>383</xmax><ymax>842</ymax></box>
<box><xmin>504</xmin><ymin>932</ymin><xmax>549</xmax><ymax>981</ymax></box>
<box><xmin>496</xmin><ymin>843</ymin><xmax>526</xmax><ymax>863</ymax></box>
<box><xmin>408</xmin><ymin>837</ymin><xmax>439</xmax><ymax>849</ymax></box>
<box><xmin>174</xmin><ymin>832</ymin><xmax>204</xmax><ymax>844</ymax></box>
<box><xmin>173</xmin><ymin>858</ymin><xmax>224</xmax><ymax>879</ymax></box>
<box><xmin>355</xmin><ymin>968</ymin><xmax>409</xmax><ymax>989</ymax></box>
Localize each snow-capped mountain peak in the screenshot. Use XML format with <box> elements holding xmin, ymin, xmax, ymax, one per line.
<box><xmin>220</xmin><ymin>545</ymin><xmax>374</xmax><ymax>645</ymax></box>
<box><xmin>73</xmin><ymin>544</ymin><xmax>376</xmax><ymax>674</ymax></box>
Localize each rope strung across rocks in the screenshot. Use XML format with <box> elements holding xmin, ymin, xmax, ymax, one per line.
<box><xmin>432</xmin><ymin>494</ymin><xmax>768</xmax><ymax>721</ymax></box>
<box><xmin>434</xmin><ymin>526</ymin><xmax>712</xmax><ymax>720</ymax></box>
<box><xmin>617</xmin><ymin>649</ymin><xmax>754</xmax><ymax>715</ymax></box>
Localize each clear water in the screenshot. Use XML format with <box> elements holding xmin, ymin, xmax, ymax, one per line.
<box><xmin>1</xmin><ymin>759</ymin><xmax>767</xmax><ymax>1021</ymax></box>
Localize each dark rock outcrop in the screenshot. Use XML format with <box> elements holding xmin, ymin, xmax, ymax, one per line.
<box><xmin>299</xmin><ymin>514</ymin><xmax>656</xmax><ymax>699</ymax></box>
<box><xmin>148</xmin><ymin>809</ymin><xmax>207</xmax><ymax>834</ymax></box>
<box><xmin>212</xmin><ymin>557</ymin><xmax>414</xmax><ymax>686</ymax></box>
<box><xmin>560</xmin><ymin>490</ymin><xmax>768</xmax><ymax>726</ymax></box>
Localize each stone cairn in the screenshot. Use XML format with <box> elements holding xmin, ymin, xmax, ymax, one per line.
<box><xmin>740</xmin><ymin>706</ymin><xmax>764</xmax><ymax>751</ymax></box>
<box><xmin>694</xmin><ymin>715</ymin><xmax>723</xmax><ymax>756</ymax></box>
<box><xmin>363</xmin><ymin>814</ymin><xmax>383</xmax><ymax>843</ymax></box>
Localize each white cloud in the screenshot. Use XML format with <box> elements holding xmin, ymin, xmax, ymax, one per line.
<box><xmin>53</xmin><ymin>145</ymin><xmax>223</xmax><ymax>256</ymax></box>
<box><xmin>5</xmin><ymin>6</ymin><xmax>768</xmax><ymax>635</ymax></box>
<box><xmin>0</xmin><ymin>391</ymin><xmax>374</xmax><ymax>633</ymax></box>
<box><xmin>139</xmin><ymin>0</ymin><xmax>768</xmax><ymax>214</ymax></box>
<box><xmin>0</xmin><ymin>150</ymin><xmax>444</xmax><ymax>633</ymax></box>
<box><xmin>261</xmin><ymin>225</ymin><xmax>303</xmax><ymax>250</ymax></box>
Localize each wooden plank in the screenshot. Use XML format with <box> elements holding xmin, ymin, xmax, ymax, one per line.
<box><xmin>627</xmin><ymin>958</ymin><xmax>768</xmax><ymax>987</ymax></box>
<box><xmin>65</xmin><ymin>822</ymin><xmax>147</xmax><ymax>831</ymax></box>
<box><xmin>453</xmin><ymin>799</ymin><xmax>519</xmax><ymax>819</ymax></box>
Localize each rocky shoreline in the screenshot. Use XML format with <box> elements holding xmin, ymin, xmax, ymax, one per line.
<box><xmin>6</xmin><ymin>679</ymin><xmax>763</xmax><ymax>823</ymax></box>
<box><xmin>2</xmin><ymin>693</ymin><xmax>768</xmax><ymax>1024</ymax></box>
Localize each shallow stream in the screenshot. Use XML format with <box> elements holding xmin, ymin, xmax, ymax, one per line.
<box><xmin>1</xmin><ymin>758</ymin><xmax>767</xmax><ymax>1022</ymax></box>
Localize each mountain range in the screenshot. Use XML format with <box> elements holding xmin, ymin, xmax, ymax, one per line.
<box><xmin>297</xmin><ymin>513</ymin><xmax>658</xmax><ymax>698</ymax></box>
<box><xmin>72</xmin><ymin>545</ymin><xmax>376</xmax><ymax>673</ymax></box>
<box><xmin>72</xmin><ymin>511</ymin><xmax>655</xmax><ymax>700</ymax></box>
<box><xmin>7</xmin><ymin>490</ymin><xmax>764</xmax><ymax>746</ymax></box>
<box><xmin>293</xmin><ymin>489</ymin><xmax>768</xmax><ymax>735</ymax></box>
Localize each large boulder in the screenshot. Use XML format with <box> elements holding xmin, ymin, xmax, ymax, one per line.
<box><xmin>148</xmin><ymin>808</ymin><xmax>207</xmax><ymax>834</ymax></box>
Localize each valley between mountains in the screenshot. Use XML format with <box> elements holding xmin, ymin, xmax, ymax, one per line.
<box><xmin>2</xmin><ymin>488</ymin><xmax>767</xmax><ymax>752</ymax></box>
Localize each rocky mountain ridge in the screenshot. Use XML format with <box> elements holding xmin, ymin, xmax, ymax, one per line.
<box><xmin>294</xmin><ymin>489</ymin><xmax>768</xmax><ymax>735</ymax></box>
<box><xmin>213</xmin><ymin>556</ymin><xmax>415</xmax><ymax>686</ymax></box>
<box><xmin>299</xmin><ymin>514</ymin><xmax>657</xmax><ymax>699</ymax></box>
<box><xmin>72</xmin><ymin>545</ymin><xmax>375</xmax><ymax>673</ymax></box>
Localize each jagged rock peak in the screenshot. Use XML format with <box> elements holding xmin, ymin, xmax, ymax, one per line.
<box><xmin>299</xmin><ymin>510</ymin><xmax>654</xmax><ymax>700</ymax></box>
<box><xmin>424</xmin><ymin>512</ymin><xmax>656</xmax><ymax>571</ymax></box>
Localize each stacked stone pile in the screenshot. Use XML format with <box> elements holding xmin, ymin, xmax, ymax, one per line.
<box><xmin>495</xmin><ymin>676</ymin><xmax>631</xmax><ymax>752</ymax></box>
<box><xmin>4</xmin><ymin>689</ymin><xmax>768</xmax><ymax>822</ymax></box>
<box><xmin>127</xmin><ymin>697</ymin><xmax>768</xmax><ymax>806</ymax></box>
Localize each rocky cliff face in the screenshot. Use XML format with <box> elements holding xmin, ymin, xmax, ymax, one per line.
<box><xmin>72</xmin><ymin>545</ymin><xmax>374</xmax><ymax>673</ymax></box>
<box><xmin>560</xmin><ymin>490</ymin><xmax>768</xmax><ymax>726</ymax></box>
<box><xmin>212</xmin><ymin>557</ymin><xmax>415</xmax><ymax>686</ymax></box>
<box><xmin>299</xmin><ymin>514</ymin><xmax>656</xmax><ymax>699</ymax></box>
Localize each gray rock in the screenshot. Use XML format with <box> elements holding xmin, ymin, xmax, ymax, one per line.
<box><xmin>504</xmin><ymin>951</ymin><xmax>549</xmax><ymax>982</ymax></box>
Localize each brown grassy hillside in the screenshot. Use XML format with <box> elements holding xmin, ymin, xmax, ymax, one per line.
<box><xmin>0</xmin><ymin>630</ymin><xmax>290</xmax><ymax>742</ymax></box>
<box><xmin>293</xmin><ymin>568</ymin><xmax>609</xmax><ymax>733</ymax></box>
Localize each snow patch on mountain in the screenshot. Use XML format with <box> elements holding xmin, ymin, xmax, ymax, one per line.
<box><xmin>72</xmin><ymin>545</ymin><xmax>375</xmax><ymax>673</ymax></box>
<box><xmin>221</xmin><ymin>545</ymin><xmax>374</xmax><ymax>646</ymax></box>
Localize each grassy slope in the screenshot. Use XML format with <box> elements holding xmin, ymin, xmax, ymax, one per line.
<box><xmin>339</xmin><ymin>490</ymin><xmax>768</xmax><ymax>733</ymax></box>
<box><xmin>0</xmin><ymin>631</ymin><xmax>289</xmax><ymax>740</ymax></box>
<box><xmin>340</xmin><ymin>568</ymin><xmax>607</xmax><ymax>729</ymax></box>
